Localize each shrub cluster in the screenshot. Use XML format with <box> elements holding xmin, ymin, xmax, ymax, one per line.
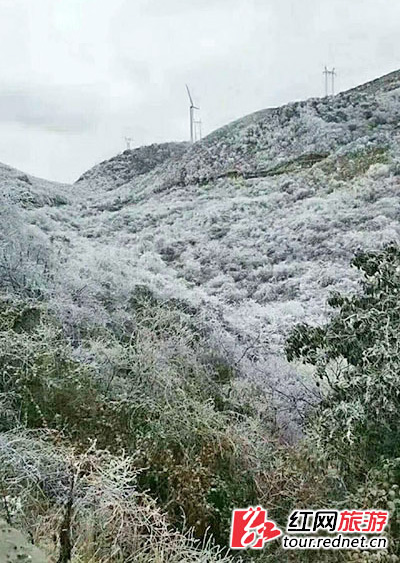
<box><xmin>2</xmin><ymin>234</ymin><xmax>400</xmax><ymax>562</ymax></box>
<box><xmin>0</xmin><ymin>289</ymin><xmax>276</xmax><ymax>561</ymax></box>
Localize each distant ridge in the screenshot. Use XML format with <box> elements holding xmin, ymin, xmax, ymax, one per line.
<box><xmin>76</xmin><ymin>142</ymin><xmax>189</xmax><ymax>188</ymax></box>
<box><xmin>344</xmin><ymin>68</ymin><xmax>400</xmax><ymax>95</ymax></box>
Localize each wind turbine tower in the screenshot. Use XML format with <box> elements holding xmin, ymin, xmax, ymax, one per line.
<box><xmin>186</xmin><ymin>85</ymin><xmax>200</xmax><ymax>143</ymax></box>
<box><xmin>194</xmin><ymin>118</ymin><xmax>202</xmax><ymax>142</ymax></box>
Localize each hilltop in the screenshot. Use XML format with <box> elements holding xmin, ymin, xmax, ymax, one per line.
<box><xmin>77</xmin><ymin>69</ymin><xmax>400</xmax><ymax>190</ymax></box>
<box><xmin>76</xmin><ymin>141</ymin><xmax>188</xmax><ymax>190</ymax></box>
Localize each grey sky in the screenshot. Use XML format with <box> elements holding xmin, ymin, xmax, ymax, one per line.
<box><xmin>0</xmin><ymin>0</ymin><xmax>399</xmax><ymax>183</ymax></box>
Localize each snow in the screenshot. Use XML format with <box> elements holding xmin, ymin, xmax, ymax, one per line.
<box><xmin>1</xmin><ymin>69</ymin><xmax>400</xmax><ymax>421</ymax></box>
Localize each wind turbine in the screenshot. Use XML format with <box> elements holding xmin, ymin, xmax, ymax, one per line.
<box><xmin>186</xmin><ymin>84</ymin><xmax>199</xmax><ymax>143</ymax></box>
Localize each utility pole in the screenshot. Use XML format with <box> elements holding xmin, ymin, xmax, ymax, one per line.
<box><xmin>331</xmin><ymin>68</ymin><xmax>336</xmax><ymax>95</ymax></box>
<box><xmin>125</xmin><ymin>137</ymin><xmax>133</xmax><ymax>150</ymax></box>
<box><xmin>323</xmin><ymin>67</ymin><xmax>336</xmax><ymax>96</ymax></box>
<box><xmin>186</xmin><ymin>85</ymin><xmax>200</xmax><ymax>143</ymax></box>
<box><xmin>324</xmin><ymin>66</ymin><xmax>329</xmax><ymax>97</ymax></box>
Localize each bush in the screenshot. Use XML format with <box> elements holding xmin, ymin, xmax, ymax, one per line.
<box><xmin>285</xmin><ymin>244</ymin><xmax>400</xmax><ymax>557</ymax></box>
<box><xmin>0</xmin><ymin>431</ymin><xmax>234</xmax><ymax>563</ymax></box>
<box><xmin>0</xmin><ymin>291</ymin><xmax>276</xmax><ymax>559</ymax></box>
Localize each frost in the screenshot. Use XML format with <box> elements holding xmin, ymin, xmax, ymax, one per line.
<box><xmin>1</xmin><ymin>69</ymin><xmax>400</xmax><ymax>423</ymax></box>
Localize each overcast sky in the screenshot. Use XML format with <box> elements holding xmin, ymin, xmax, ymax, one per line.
<box><xmin>0</xmin><ymin>0</ymin><xmax>399</xmax><ymax>183</ymax></box>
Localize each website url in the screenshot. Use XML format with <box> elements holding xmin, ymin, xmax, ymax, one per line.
<box><xmin>282</xmin><ymin>534</ymin><xmax>388</xmax><ymax>550</ymax></box>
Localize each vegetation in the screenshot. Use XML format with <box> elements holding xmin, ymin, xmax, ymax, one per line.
<box><xmin>0</xmin><ymin>288</ymin><xmax>276</xmax><ymax>562</ymax></box>
<box><xmin>1</xmin><ymin>246</ymin><xmax>400</xmax><ymax>561</ymax></box>
<box><xmin>319</xmin><ymin>145</ymin><xmax>389</xmax><ymax>181</ymax></box>
<box><xmin>285</xmin><ymin>245</ymin><xmax>400</xmax><ymax>561</ymax></box>
<box><xmin>1</xmin><ymin>70</ymin><xmax>400</xmax><ymax>561</ymax></box>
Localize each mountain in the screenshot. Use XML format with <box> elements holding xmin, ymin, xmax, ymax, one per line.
<box><xmin>0</xmin><ymin>161</ymin><xmax>69</xmax><ymax>208</ymax></box>
<box><xmin>77</xmin><ymin>69</ymin><xmax>400</xmax><ymax>190</ymax></box>
<box><xmin>2</xmin><ymin>69</ymin><xmax>400</xmax><ymax>562</ymax></box>
<box><xmin>76</xmin><ymin>141</ymin><xmax>189</xmax><ymax>190</ymax></box>
<box><xmin>72</xmin><ymin>69</ymin><xmax>400</xmax><ymax>347</ymax></box>
<box><xmin>2</xmin><ymin>69</ymin><xmax>400</xmax><ymax>411</ymax></box>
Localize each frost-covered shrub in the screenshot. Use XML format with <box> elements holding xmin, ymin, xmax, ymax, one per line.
<box><xmin>0</xmin><ymin>432</ymin><xmax>233</xmax><ymax>563</ymax></box>
<box><xmin>0</xmin><ymin>291</ymin><xmax>278</xmax><ymax>553</ymax></box>
<box><xmin>287</xmin><ymin>246</ymin><xmax>400</xmax><ymax>468</ymax></box>
<box><xmin>0</xmin><ymin>196</ymin><xmax>54</xmax><ymax>298</ymax></box>
<box><xmin>285</xmin><ymin>245</ymin><xmax>400</xmax><ymax>557</ymax></box>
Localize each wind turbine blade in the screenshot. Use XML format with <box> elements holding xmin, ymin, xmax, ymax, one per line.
<box><xmin>185</xmin><ymin>84</ymin><xmax>194</xmax><ymax>107</ymax></box>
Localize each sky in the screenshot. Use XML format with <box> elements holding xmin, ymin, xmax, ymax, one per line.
<box><xmin>0</xmin><ymin>0</ymin><xmax>399</xmax><ymax>183</ymax></box>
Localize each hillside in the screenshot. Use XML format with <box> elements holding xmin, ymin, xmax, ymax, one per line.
<box><xmin>1</xmin><ymin>68</ymin><xmax>400</xmax><ymax>563</ymax></box>
<box><xmin>76</xmin><ymin>141</ymin><xmax>189</xmax><ymax>190</ymax></box>
<box><xmin>71</xmin><ymin>69</ymin><xmax>400</xmax><ymax>351</ymax></box>
<box><xmin>1</xmin><ymin>70</ymin><xmax>400</xmax><ymax>412</ymax></box>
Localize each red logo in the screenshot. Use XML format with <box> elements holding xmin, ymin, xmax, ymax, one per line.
<box><xmin>230</xmin><ymin>506</ymin><xmax>282</xmax><ymax>549</ymax></box>
<box><xmin>337</xmin><ymin>510</ymin><xmax>388</xmax><ymax>533</ymax></box>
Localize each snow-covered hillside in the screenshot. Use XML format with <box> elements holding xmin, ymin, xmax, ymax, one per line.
<box><xmin>2</xmin><ymin>69</ymin><xmax>400</xmax><ymax>421</ymax></box>
<box><xmin>76</xmin><ymin>142</ymin><xmax>189</xmax><ymax>191</ymax></box>
<box><xmin>72</xmin><ymin>69</ymin><xmax>400</xmax><ymax>345</ymax></box>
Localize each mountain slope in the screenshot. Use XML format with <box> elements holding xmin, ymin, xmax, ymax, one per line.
<box><xmin>72</xmin><ymin>70</ymin><xmax>400</xmax><ymax>348</ymax></box>
<box><xmin>77</xmin><ymin>69</ymin><xmax>400</xmax><ymax>191</ymax></box>
<box><xmin>2</xmin><ymin>70</ymin><xmax>400</xmax><ymax>561</ymax></box>
<box><xmin>1</xmin><ymin>69</ymin><xmax>400</xmax><ymax>417</ymax></box>
<box><xmin>76</xmin><ymin>141</ymin><xmax>189</xmax><ymax>190</ymax></box>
